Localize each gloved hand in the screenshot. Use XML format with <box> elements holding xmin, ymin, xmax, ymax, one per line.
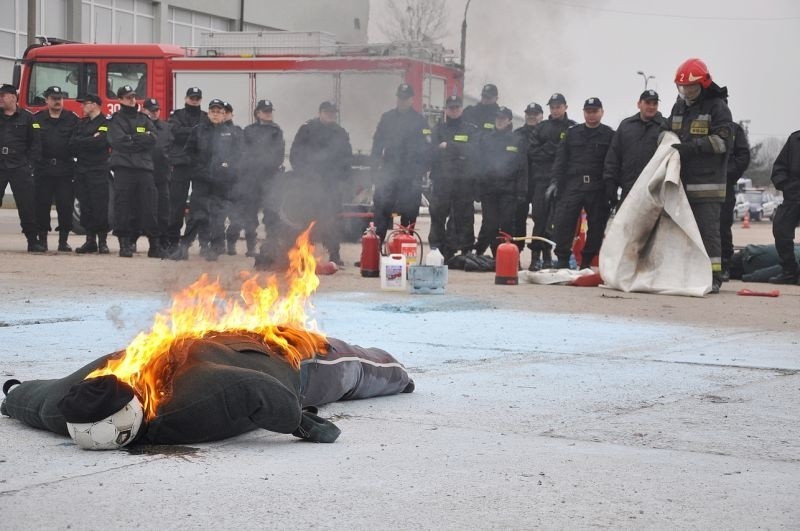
<box><xmin>671</xmin><ymin>142</ymin><xmax>697</xmax><ymax>157</ymax></box>
<box><xmin>545</xmin><ymin>182</ymin><xmax>558</xmax><ymax>202</ymax></box>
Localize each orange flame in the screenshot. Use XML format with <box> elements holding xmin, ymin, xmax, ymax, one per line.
<box><xmin>86</xmin><ymin>225</ymin><xmax>328</xmax><ymax>420</ymax></box>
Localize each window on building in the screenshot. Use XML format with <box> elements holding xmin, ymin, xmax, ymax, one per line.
<box><xmin>0</xmin><ymin>0</ymin><xmax>67</xmax><ymax>60</ymax></box>
<box><xmin>168</xmin><ymin>6</ymin><xmax>233</xmax><ymax>48</ymax></box>
<box><xmin>26</xmin><ymin>61</ymin><xmax>97</xmax><ymax>105</ymax></box>
<box><xmin>81</xmin><ymin>0</ymin><xmax>155</xmax><ymax>44</ymax></box>
<box><xmin>107</xmin><ymin>62</ymin><xmax>146</xmax><ymax>99</ymax></box>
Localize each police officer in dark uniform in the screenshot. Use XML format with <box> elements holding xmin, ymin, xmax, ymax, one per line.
<box><xmin>428</xmin><ymin>95</ymin><xmax>478</xmax><ymax>260</ymax></box>
<box><xmin>0</xmin><ymin>83</ymin><xmax>43</xmax><ymax>252</ymax></box>
<box><xmin>229</xmin><ymin>99</ymin><xmax>285</xmax><ymax>257</ymax></box>
<box><xmin>768</xmin><ymin>130</ymin><xmax>800</xmax><ymax>284</ymax></box>
<box><xmin>550</xmin><ymin>97</ymin><xmax>614</xmax><ymax>269</ymax></box>
<box><xmin>69</xmin><ymin>93</ymin><xmax>110</xmax><ymax>254</ymax></box>
<box><xmin>720</xmin><ymin>121</ymin><xmax>750</xmax><ymax>280</ymax></box>
<box><xmin>31</xmin><ymin>86</ymin><xmax>79</xmax><ymax>252</ymax></box>
<box><xmin>370</xmin><ymin>83</ymin><xmax>431</xmax><ymax>241</ymax></box>
<box><xmin>142</xmin><ymin>98</ymin><xmax>173</xmax><ymax>256</ymax></box>
<box><xmin>170</xmin><ymin>99</ymin><xmax>242</xmax><ymax>262</ymax></box>
<box><xmin>289</xmin><ymin>100</ymin><xmax>353</xmax><ymax>265</ymax></box>
<box><xmin>602</xmin><ymin>89</ymin><xmax>667</xmax><ymax>208</ymax></box>
<box><xmin>166</xmin><ymin>87</ymin><xmax>207</xmax><ymax>252</ymax></box>
<box><xmin>464</xmin><ymin>83</ymin><xmax>501</xmax><ymax>254</ymax></box>
<box><xmin>526</xmin><ymin>93</ymin><xmax>575</xmax><ymax>269</ymax></box>
<box><xmin>370</xmin><ymin>83</ymin><xmax>431</xmax><ymax>242</ymax></box>
<box><xmin>474</xmin><ymin>106</ymin><xmax>528</xmax><ymax>257</ymax></box>
<box><xmin>668</xmin><ymin>58</ymin><xmax>734</xmax><ymax>293</ymax></box>
<box><xmin>513</xmin><ymin>102</ymin><xmax>543</xmax><ymax>252</ymax></box>
<box><xmin>107</xmin><ymin>84</ymin><xmax>158</xmax><ymax>258</ymax></box>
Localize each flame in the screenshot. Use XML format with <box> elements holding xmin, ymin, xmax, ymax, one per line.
<box><xmin>86</xmin><ymin>225</ymin><xmax>328</xmax><ymax>420</ymax></box>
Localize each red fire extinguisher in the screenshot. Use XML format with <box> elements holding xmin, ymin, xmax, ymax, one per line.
<box><xmin>384</xmin><ymin>224</ymin><xmax>423</xmax><ymax>267</ymax></box>
<box><xmin>360</xmin><ymin>222</ymin><xmax>380</xmax><ymax>278</ymax></box>
<box><xmin>495</xmin><ymin>231</ymin><xmax>519</xmax><ymax>285</ymax></box>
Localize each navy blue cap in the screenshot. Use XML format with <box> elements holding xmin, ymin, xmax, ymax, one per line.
<box><xmin>639</xmin><ymin>89</ymin><xmax>659</xmax><ymax>102</ymax></box>
<box><xmin>255</xmin><ymin>99</ymin><xmax>274</xmax><ymax>112</ymax></box>
<box><xmin>496</xmin><ymin>106</ymin><xmax>513</xmax><ymax>120</ymax></box>
<box><xmin>186</xmin><ymin>87</ymin><xmax>202</xmax><ymax>98</ymax></box>
<box><xmin>208</xmin><ymin>98</ymin><xmax>225</xmax><ymax>109</ymax></box>
<box><xmin>524</xmin><ymin>102</ymin><xmax>543</xmax><ymax>115</ymax></box>
<box><xmin>116</xmin><ymin>85</ymin><xmax>135</xmax><ymax>98</ymax></box>
<box><xmin>143</xmin><ymin>98</ymin><xmax>160</xmax><ymax>111</ymax></box>
<box><xmin>44</xmin><ymin>86</ymin><xmax>65</xmax><ymax>98</ymax></box>
<box><xmin>547</xmin><ymin>93</ymin><xmax>567</xmax><ymax>105</ymax></box>
<box><xmin>583</xmin><ymin>97</ymin><xmax>603</xmax><ymax>109</ymax></box>
<box><xmin>397</xmin><ymin>83</ymin><xmax>414</xmax><ymax>98</ymax></box>
<box><xmin>481</xmin><ymin>83</ymin><xmax>498</xmax><ymax>97</ymax></box>
<box><xmin>78</xmin><ymin>93</ymin><xmax>102</xmax><ymax>105</ymax></box>
<box><xmin>0</xmin><ymin>83</ymin><xmax>17</xmax><ymax>94</ymax></box>
<box><xmin>319</xmin><ymin>100</ymin><xmax>338</xmax><ymax>112</ymax></box>
<box><xmin>445</xmin><ymin>95</ymin><xmax>463</xmax><ymax>107</ymax></box>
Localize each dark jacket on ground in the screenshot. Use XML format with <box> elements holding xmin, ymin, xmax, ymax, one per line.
<box><xmin>0</xmin><ymin>106</ymin><xmax>34</xmax><ymax>170</ymax></box>
<box><xmin>69</xmin><ymin>114</ymin><xmax>109</xmax><ymax>173</ymax></box>
<box><xmin>667</xmin><ymin>83</ymin><xmax>734</xmax><ymax>202</ymax></box>
<box><xmin>528</xmin><ymin>114</ymin><xmax>577</xmax><ymax>182</ymax></box>
<box><xmin>727</xmin><ymin>122</ymin><xmax>751</xmax><ymax>186</ymax></box>
<box><xmin>31</xmin><ymin>110</ymin><xmax>79</xmax><ymax>177</ymax></box>
<box><xmin>552</xmin><ymin>123</ymin><xmax>615</xmax><ymax>192</ymax></box>
<box><xmin>478</xmin><ymin>125</ymin><xmax>528</xmax><ymax>198</ymax></box>
<box><xmin>370</xmin><ymin>107</ymin><xmax>430</xmax><ymax>183</ymax></box>
<box><xmin>168</xmin><ymin>105</ymin><xmax>207</xmax><ymax>167</ymax></box>
<box><xmin>242</xmin><ymin>121</ymin><xmax>285</xmax><ymax>179</ymax></box>
<box><xmin>1</xmin><ymin>334</ymin><xmax>411</xmax><ymax>445</ymax></box>
<box><xmin>185</xmin><ymin>121</ymin><xmax>242</xmax><ymax>184</ymax></box>
<box><xmin>603</xmin><ymin>112</ymin><xmax>667</xmax><ymax>193</ymax></box>
<box><xmin>107</xmin><ymin>104</ymin><xmax>157</xmax><ymax>171</ymax></box>
<box><xmin>289</xmin><ymin>118</ymin><xmax>352</xmax><ymax>183</ymax></box>
<box><xmin>772</xmin><ymin>130</ymin><xmax>800</xmax><ymax>202</ymax></box>
<box><xmin>429</xmin><ymin>116</ymin><xmax>478</xmax><ymax>182</ymax></box>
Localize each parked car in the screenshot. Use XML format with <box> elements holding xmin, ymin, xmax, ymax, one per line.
<box><xmin>742</xmin><ymin>189</ymin><xmax>766</xmax><ymax>221</ymax></box>
<box><xmin>762</xmin><ymin>193</ymin><xmax>783</xmax><ymax>221</ymax></box>
<box><xmin>733</xmin><ymin>194</ymin><xmax>751</xmax><ymax>221</ymax></box>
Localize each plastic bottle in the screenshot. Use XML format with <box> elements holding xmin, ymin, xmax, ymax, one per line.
<box><xmin>424</xmin><ymin>247</ymin><xmax>445</xmax><ymax>267</ymax></box>
<box><xmin>380</xmin><ymin>254</ymin><xmax>407</xmax><ymax>291</ymax></box>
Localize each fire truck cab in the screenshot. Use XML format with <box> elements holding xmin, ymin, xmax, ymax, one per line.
<box><xmin>15</xmin><ymin>34</ymin><xmax>463</xmax><ymax>237</ymax></box>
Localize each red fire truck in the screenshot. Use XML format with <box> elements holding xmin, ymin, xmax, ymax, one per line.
<box><xmin>13</xmin><ymin>34</ymin><xmax>464</xmax><ymax>236</ymax></box>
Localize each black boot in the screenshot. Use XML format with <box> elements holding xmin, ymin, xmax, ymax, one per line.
<box><xmin>57</xmin><ymin>231</ymin><xmax>71</xmax><ymax>252</ymax></box>
<box><xmin>118</xmin><ymin>237</ymin><xmax>133</xmax><ymax>258</ymax></box>
<box><xmin>711</xmin><ymin>272</ymin><xmax>723</xmax><ymax>294</ymax></box>
<box><xmin>97</xmin><ymin>233</ymin><xmax>110</xmax><ymax>254</ymax></box>
<box><xmin>245</xmin><ymin>234</ymin><xmax>257</xmax><ymax>257</ymax></box>
<box><xmin>75</xmin><ymin>232</ymin><xmax>98</xmax><ymax>254</ymax></box>
<box><xmin>26</xmin><ymin>234</ymin><xmax>46</xmax><ymax>253</ymax></box>
<box><xmin>38</xmin><ymin>231</ymin><xmax>49</xmax><ymax>252</ymax></box>
<box><xmin>147</xmin><ymin>237</ymin><xmax>163</xmax><ymax>258</ymax></box>
<box><xmin>769</xmin><ymin>270</ymin><xmax>800</xmax><ymax>285</ymax></box>
<box><xmin>328</xmin><ymin>250</ymin><xmax>343</xmax><ymax>266</ymax></box>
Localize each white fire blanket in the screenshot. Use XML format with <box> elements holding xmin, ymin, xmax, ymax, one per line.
<box><xmin>599</xmin><ymin>132</ymin><xmax>711</xmax><ymax>297</ymax></box>
<box><xmin>520</xmin><ymin>268</ymin><xmax>596</xmax><ymax>285</ymax></box>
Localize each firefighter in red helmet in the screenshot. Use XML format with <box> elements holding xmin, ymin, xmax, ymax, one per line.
<box><xmin>667</xmin><ymin>58</ymin><xmax>734</xmax><ymax>294</ymax></box>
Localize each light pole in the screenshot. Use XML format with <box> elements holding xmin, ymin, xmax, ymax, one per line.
<box><xmin>636</xmin><ymin>70</ymin><xmax>655</xmax><ymax>90</ymax></box>
<box><xmin>460</xmin><ymin>0</ymin><xmax>473</xmax><ymax>69</ymax></box>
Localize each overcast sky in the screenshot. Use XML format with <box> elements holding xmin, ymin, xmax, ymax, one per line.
<box><xmin>369</xmin><ymin>0</ymin><xmax>799</xmax><ymax>145</ymax></box>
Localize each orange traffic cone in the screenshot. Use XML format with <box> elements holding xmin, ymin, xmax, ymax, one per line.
<box><xmin>742</xmin><ymin>210</ymin><xmax>750</xmax><ymax>229</ymax></box>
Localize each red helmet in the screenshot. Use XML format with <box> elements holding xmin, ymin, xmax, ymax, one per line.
<box><xmin>674</xmin><ymin>58</ymin><xmax>712</xmax><ymax>88</ymax></box>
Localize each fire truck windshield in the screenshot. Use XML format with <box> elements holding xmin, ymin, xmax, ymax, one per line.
<box><xmin>26</xmin><ymin>62</ymin><xmax>98</xmax><ymax>106</ymax></box>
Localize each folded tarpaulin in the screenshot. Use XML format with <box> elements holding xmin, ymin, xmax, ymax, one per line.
<box><xmin>520</xmin><ymin>268</ymin><xmax>596</xmax><ymax>285</ymax></box>
<box><xmin>599</xmin><ymin>132</ymin><xmax>711</xmax><ymax>297</ymax></box>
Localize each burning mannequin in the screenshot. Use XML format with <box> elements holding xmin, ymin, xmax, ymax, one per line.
<box><xmin>1</xmin><ymin>333</ymin><xmax>413</xmax><ymax>449</ymax></box>
<box><xmin>1</xmin><ymin>227</ymin><xmax>413</xmax><ymax>449</ymax></box>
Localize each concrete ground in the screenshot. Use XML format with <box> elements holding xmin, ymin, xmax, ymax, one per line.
<box><xmin>0</xmin><ymin>208</ymin><xmax>798</xmax><ymax>530</ymax></box>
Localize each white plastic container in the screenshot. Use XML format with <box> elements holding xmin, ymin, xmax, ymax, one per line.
<box><xmin>408</xmin><ymin>265</ymin><xmax>448</xmax><ymax>294</ymax></box>
<box><xmin>380</xmin><ymin>254</ymin><xmax>407</xmax><ymax>291</ymax></box>
<box><xmin>424</xmin><ymin>248</ymin><xmax>445</xmax><ymax>266</ymax></box>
